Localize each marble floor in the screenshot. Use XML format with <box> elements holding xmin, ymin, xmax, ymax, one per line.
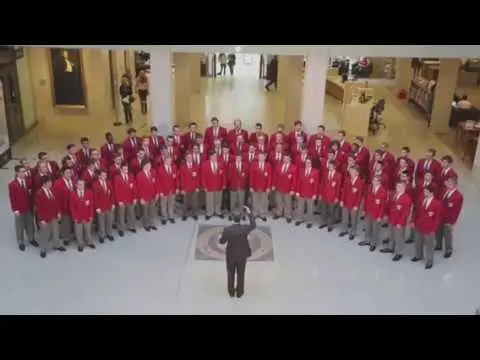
<box><xmin>4</xmin><ymin>76</ymin><xmax>480</xmax><ymax>314</ymax></box>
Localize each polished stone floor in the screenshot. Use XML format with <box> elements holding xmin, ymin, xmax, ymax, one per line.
<box><xmin>4</xmin><ymin>73</ymin><xmax>480</xmax><ymax>315</ymax></box>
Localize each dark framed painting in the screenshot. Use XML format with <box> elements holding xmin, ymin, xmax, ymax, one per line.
<box><xmin>49</xmin><ymin>48</ymin><xmax>87</xmax><ymax>108</ymax></box>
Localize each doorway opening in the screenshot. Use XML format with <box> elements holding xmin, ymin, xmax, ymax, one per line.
<box><xmin>214</xmin><ymin>53</ymin><xmax>261</xmax><ymax>78</ymax></box>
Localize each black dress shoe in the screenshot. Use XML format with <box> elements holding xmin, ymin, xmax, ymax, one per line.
<box><xmin>335</xmin><ymin>220</ymin><xmax>341</xmax><ymax>225</ymax></box>
<box><xmin>88</xmin><ymin>244</ymin><xmax>96</xmax><ymax>249</ymax></box>
<box><xmin>205</xmin><ymin>216</ymin><xmax>211</xmax><ymax>221</ymax></box>
<box><xmin>99</xmin><ymin>238</ymin><xmax>105</xmax><ymax>244</ymax></box>
<box><xmin>405</xmin><ymin>237</ymin><xmax>414</xmax><ymax>244</ymax></box>
<box><xmin>56</xmin><ymin>246</ymin><xmax>67</xmax><ymax>252</ymax></box>
<box><xmin>107</xmin><ymin>235</ymin><xmax>114</xmax><ymax>242</ymax></box>
<box><xmin>136</xmin><ymin>216</ymin><xmax>141</xmax><ymax>220</ymax></box>
<box><xmin>286</xmin><ymin>218</ymin><xmax>292</xmax><ymax>224</ymax></box>
<box><xmin>119</xmin><ymin>230</ymin><xmax>125</xmax><ymax>237</ymax></box>
<box><xmin>169</xmin><ymin>218</ymin><xmax>175</xmax><ymax>224</ymax></box>
<box><xmin>392</xmin><ymin>254</ymin><xmax>402</xmax><ymax>262</ymax></box>
<box><xmin>319</xmin><ymin>224</ymin><xmax>327</xmax><ymax>229</ymax></box>
<box><xmin>228</xmin><ymin>216</ymin><xmax>232</xmax><ymax>221</ymax></box>
<box><xmin>218</xmin><ymin>214</ymin><xmax>225</xmax><ymax>219</ymax></box>
<box><xmin>273</xmin><ymin>215</ymin><xmax>279</xmax><ymax>220</ymax></box>
<box><xmin>358</xmin><ymin>240</ymin><xmax>369</xmax><ymax>246</ymax></box>
<box><xmin>261</xmin><ymin>217</ymin><xmax>267</xmax><ymax>222</ymax></box>
<box><xmin>425</xmin><ymin>262</ymin><xmax>433</xmax><ymax>270</ymax></box>
<box><xmin>228</xmin><ymin>292</ymin><xmax>235</xmax><ymax>298</ymax></box>
<box><xmin>369</xmin><ymin>245</ymin><xmax>376</xmax><ymax>252</ymax></box>
<box><xmin>18</xmin><ymin>244</ymin><xmax>26</xmax><ymax>251</ymax></box>
<box><xmin>382</xmin><ymin>223</ymin><xmax>388</xmax><ymax>228</ymax></box>
<box><xmin>30</xmin><ymin>240</ymin><xmax>39</xmax><ymax>247</ymax></box>
<box><xmin>382</xmin><ymin>238</ymin><xmax>389</xmax><ymax>244</ymax></box>
<box><xmin>327</xmin><ymin>227</ymin><xmax>333</xmax><ymax>232</ymax></box>
<box><xmin>444</xmin><ymin>251</ymin><xmax>452</xmax><ymax>259</ymax></box>
<box><xmin>128</xmin><ymin>228</ymin><xmax>136</xmax><ymax>233</ymax></box>
<box><xmin>112</xmin><ymin>223</ymin><xmax>117</xmax><ymax>229</ymax></box>
<box><xmin>360</xmin><ymin>216</ymin><xmax>365</xmax><ymax>221</ymax></box>
<box><xmin>161</xmin><ymin>220</ymin><xmax>167</xmax><ymax>225</ymax></box>
<box><xmin>295</xmin><ymin>221</ymin><xmax>303</xmax><ymax>226</ymax></box>
<box><xmin>192</xmin><ymin>215</ymin><xmax>198</xmax><ymax>220</ymax></box>
<box><xmin>236</xmin><ymin>292</ymin><xmax>244</xmax><ymax>298</ymax></box>
<box><xmin>144</xmin><ymin>227</ymin><xmax>151</xmax><ymax>232</ymax></box>
<box><xmin>62</xmin><ymin>241</ymin><xmax>69</xmax><ymax>247</ymax></box>
<box><xmin>348</xmin><ymin>235</ymin><xmax>355</xmax><ymax>241</ymax></box>
<box><xmin>151</xmin><ymin>226</ymin><xmax>158</xmax><ymax>231</ymax></box>
<box><xmin>411</xmin><ymin>257</ymin><xmax>422</xmax><ymax>262</ymax></box>
<box><xmin>339</xmin><ymin>231</ymin><xmax>348</xmax><ymax>237</ymax></box>
<box><xmin>242</xmin><ymin>216</ymin><xmax>246</xmax><ymax>221</ymax></box>
<box><xmin>40</xmin><ymin>251</ymin><xmax>46</xmax><ymax>258</ymax></box>
<box><xmin>306</xmin><ymin>223</ymin><xmax>312</xmax><ymax>229</ymax></box>
<box><xmin>77</xmin><ymin>247</ymin><xmax>84</xmax><ymax>252</ymax></box>
<box><xmin>380</xmin><ymin>248</ymin><xmax>393</xmax><ymax>253</ymax></box>
<box><xmin>182</xmin><ymin>216</ymin><xmax>187</xmax><ymax>221</ymax></box>
<box><xmin>434</xmin><ymin>245</ymin><xmax>442</xmax><ymax>251</ymax></box>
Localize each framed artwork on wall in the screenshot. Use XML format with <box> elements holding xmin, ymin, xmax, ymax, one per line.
<box><xmin>49</xmin><ymin>48</ymin><xmax>87</xmax><ymax>108</ymax></box>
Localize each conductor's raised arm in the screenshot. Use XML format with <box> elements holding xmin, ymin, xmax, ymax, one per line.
<box><xmin>244</xmin><ymin>206</ymin><xmax>256</xmax><ymax>234</ymax></box>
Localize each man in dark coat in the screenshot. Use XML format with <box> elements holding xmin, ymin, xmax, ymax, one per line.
<box><xmin>219</xmin><ymin>205</ymin><xmax>256</xmax><ymax>298</ymax></box>
<box><xmin>265</xmin><ymin>56</ymin><xmax>278</xmax><ymax>91</ymax></box>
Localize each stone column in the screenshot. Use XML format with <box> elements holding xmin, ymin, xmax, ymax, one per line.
<box><xmin>150</xmin><ymin>49</ymin><xmax>173</xmax><ymax>135</ymax></box>
<box><xmin>278</xmin><ymin>55</ymin><xmax>304</xmax><ymax>129</ymax></box>
<box><xmin>395</xmin><ymin>57</ymin><xmax>412</xmax><ymax>94</ymax></box>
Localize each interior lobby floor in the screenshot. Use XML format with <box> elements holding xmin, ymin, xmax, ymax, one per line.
<box><xmin>4</xmin><ymin>76</ymin><xmax>480</xmax><ymax>314</ymax></box>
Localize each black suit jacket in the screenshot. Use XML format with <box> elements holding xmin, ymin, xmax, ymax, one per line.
<box><xmin>219</xmin><ymin>214</ymin><xmax>256</xmax><ymax>261</ymax></box>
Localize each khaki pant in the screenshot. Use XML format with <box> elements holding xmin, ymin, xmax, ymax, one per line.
<box><xmin>295</xmin><ymin>197</ymin><xmax>315</xmax><ymax>224</ymax></box>
<box><xmin>183</xmin><ymin>192</ymin><xmax>199</xmax><ymax>216</ymax></box>
<box><xmin>205</xmin><ymin>191</ymin><xmax>222</xmax><ymax>216</ymax></box>
<box><xmin>342</xmin><ymin>207</ymin><xmax>360</xmax><ymax>236</ymax></box>
<box><xmin>435</xmin><ymin>223</ymin><xmax>453</xmax><ymax>251</ymax></box>
<box><xmin>97</xmin><ymin>210</ymin><xmax>114</xmax><ymax>238</ymax></box>
<box><xmin>60</xmin><ymin>215</ymin><xmax>73</xmax><ymax>241</ymax></box>
<box><xmin>387</xmin><ymin>224</ymin><xmax>406</xmax><ymax>255</ymax></box>
<box><xmin>414</xmin><ymin>230</ymin><xmax>435</xmax><ymax>263</ymax></box>
<box><xmin>252</xmin><ymin>191</ymin><xmax>268</xmax><ymax>217</ymax></box>
<box><xmin>230</xmin><ymin>189</ymin><xmax>245</xmax><ymax>216</ymax></box>
<box><xmin>364</xmin><ymin>215</ymin><xmax>382</xmax><ymax>246</ymax></box>
<box><xmin>117</xmin><ymin>204</ymin><xmax>136</xmax><ymax>231</ymax></box>
<box><xmin>38</xmin><ymin>218</ymin><xmax>61</xmax><ymax>252</ymax></box>
<box><xmin>160</xmin><ymin>194</ymin><xmax>175</xmax><ymax>220</ymax></box>
<box><xmin>141</xmin><ymin>201</ymin><xmax>156</xmax><ymax>227</ymax></box>
<box><xmin>274</xmin><ymin>192</ymin><xmax>293</xmax><ymax>219</ymax></box>
<box><xmin>320</xmin><ymin>202</ymin><xmax>338</xmax><ymax>227</ymax></box>
<box><xmin>74</xmin><ymin>222</ymin><xmax>93</xmax><ymax>247</ymax></box>
<box><xmin>14</xmin><ymin>212</ymin><xmax>34</xmax><ymax>245</ymax></box>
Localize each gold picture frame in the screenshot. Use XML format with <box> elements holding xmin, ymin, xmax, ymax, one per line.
<box><xmin>48</xmin><ymin>48</ymin><xmax>87</xmax><ymax>109</ymax></box>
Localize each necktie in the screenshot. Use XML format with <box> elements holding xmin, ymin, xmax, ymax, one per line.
<box><xmin>214</xmin><ymin>128</ymin><xmax>218</xmax><ymax>138</ymax></box>
<box><xmin>80</xmin><ymin>191</ymin><xmax>84</xmax><ymax>198</ymax></box>
<box><xmin>213</xmin><ymin>162</ymin><xmax>217</xmax><ymax>173</ymax></box>
<box><xmin>329</xmin><ymin>171</ymin><xmax>333</xmax><ymax>181</ymax></box>
<box><xmin>68</xmin><ymin>179</ymin><xmax>73</xmax><ymax>191</ymax></box>
<box><xmin>47</xmin><ymin>190</ymin><xmax>52</xmax><ymax>199</ymax></box>
<box><xmin>191</xmin><ymin>133</ymin><xmax>195</xmax><ymax>140</ymax></box>
<box><xmin>237</xmin><ymin>162</ymin><xmax>241</xmax><ymax>172</ymax></box>
<box><xmin>443</xmin><ymin>190</ymin><xmax>451</xmax><ymax>199</ymax></box>
<box><xmin>394</xmin><ymin>193</ymin><xmax>400</xmax><ymax>201</ymax></box>
<box><xmin>305</xmin><ymin>169</ymin><xmax>310</xmax><ymax>177</ymax></box>
<box><xmin>260</xmin><ymin>162</ymin><xmax>264</xmax><ymax>171</ymax></box>
<box><xmin>423</xmin><ymin>198</ymin><xmax>428</xmax><ymax>208</ymax></box>
<box><xmin>249</xmin><ymin>154</ymin><xmax>253</xmax><ymax>161</ymax></box>
<box><xmin>425</xmin><ymin>160</ymin><xmax>430</xmax><ymax>170</ymax></box>
<box><xmin>109</xmin><ymin>143</ymin><xmax>113</xmax><ymax>152</ymax></box>
<box><xmin>283</xmin><ymin>164</ymin><xmax>287</xmax><ymax>174</ymax></box>
<box><xmin>131</xmin><ymin>138</ymin><xmax>136</xmax><ymax>147</ymax></box>
<box><xmin>102</xmin><ymin>180</ymin><xmax>106</xmax><ymax>191</ymax></box>
<box><xmin>167</xmin><ymin>166</ymin><xmax>171</xmax><ymax>174</ymax></box>
<box><xmin>153</xmin><ymin>137</ymin><xmax>158</xmax><ymax>147</ymax></box>
<box><xmin>124</xmin><ymin>174</ymin><xmax>128</xmax><ymax>183</ymax></box>
<box><xmin>21</xmin><ymin>179</ymin><xmax>25</xmax><ymax>188</ymax></box>
<box><xmin>277</xmin><ymin>153</ymin><xmax>281</xmax><ymax>161</ymax></box>
<box><xmin>373</xmin><ymin>186</ymin><xmax>378</xmax><ymax>194</ymax></box>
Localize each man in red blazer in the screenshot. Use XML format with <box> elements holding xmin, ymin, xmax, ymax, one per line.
<box><xmin>436</xmin><ymin>177</ymin><xmax>463</xmax><ymax>258</ymax></box>
<box><xmin>249</xmin><ymin>123</ymin><xmax>269</xmax><ymax>145</ymax></box>
<box><xmin>202</xmin><ymin>152</ymin><xmax>226</xmax><ymax>220</ymax></box>
<box><xmin>339</xmin><ymin>166</ymin><xmax>365</xmax><ymax>240</ymax></box>
<box><xmin>171</xmin><ymin>124</ymin><xmax>184</xmax><ymax>152</ymax></box>
<box><xmin>165</xmin><ymin>135</ymin><xmax>181</xmax><ymax>163</ymax></box>
<box><xmin>319</xmin><ymin>160</ymin><xmax>343</xmax><ymax>231</ymax></box>
<box><xmin>81</xmin><ymin>159</ymin><xmax>100</xmax><ymax>189</ymax></box>
<box><xmin>269</xmin><ymin>130</ymin><xmax>289</xmax><ymax>153</ymax></box>
<box><xmin>395</xmin><ymin>146</ymin><xmax>415</xmax><ymax>176</ymax></box>
<box><xmin>182</xmin><ymin>122</ymin><xmax>202</xmax><ymax>150</ymax></box>
<box><xmin>288</xmin><ymin>120</ymin><xmax>308</xmax><ymax>149</ymax></box>
<box><xmin>76</xmin><ymin>136</ymin><xmax>91</xmax><ymax>169</ymax></box>
<box><xmin>255</xmin><ymin>135</ymin><xmax>268</xmax><ymax>154</ymax></box>
<box><xmin>294</xmin><ymin>158</ymin><xmax>319</xmax><ymax>228</ymax></box>
<box><xmin>269</xmin><ymin>143</ymin><xmax>285</xmax><ymax>169</ymax></box>
<box><xmin>249</xmin><ymin>152</ymin><xmax>272</xmax><ymax>221</ymax></box>
<box><xmin>191</xmin><ymin>143</ymin><xmax>206</xmax><ymax>166</ymax></box>
<box><xmin>108</xmin><ymin>154</ymin><xmax>123</xmax><ymax>180</ymax></box>
<box><xmin>380</xmin><ymin>181</ymin><xmax>413</xmax><ymax>261</ymax></box>
<box><xmin>180</xmin><ymin>152</ymin><xmax>200</xmax><ymax>221</ymax></box>
<box><xmin>359</xmin><ymin>175</ymin><xmax>388</xmax><ymax>251</ymax></box>
<box><xmin>415</xmin><ymin>171</ymin><xmax>438</xmax><ymax>199</ymax></box>
<box><xmin>70</xmin><ymin>178</ymin><xmax>95</xmax><ymax>251</ymax></box>
<box><xmin>123</xmin><ymin>128</ymin><xmax>141</xmax><ymax>161</ymax></box>
<box><xmin>308</xmin><ymin>137</ymin><xmax>327</xmax><ymax>165</ymax></box>
<box><xmin>113</xmin><ymin>163</ymin><xmax>137</xmax><ymax>236</ymax></box>
<box><xmin>438</xmin><ymin>155</ymin><xmax>458</xmax><ymax>194</ymax></box>
<box><xmin>335</xmin><ymin>131</ymin><xmax>352</xmax><ymax>165</ymax></box>
<box><xmin>100</xmin><ymin>132</ymin><xmax>118</xmax><ymax>168</ymax></box>
<box><xmin>272</xmin><ymin>155</ymin><xmax>297</xmax><ymax>222</ymax></box>
<box><xmin>353</xmin><ymin>136</ymin><xmax>370</xmax><ymax>179</ymax></box>
<box><xmin>245</xmin><ymin>144</ymin><xmax>258</xmax><ymax>164</ymax></box>
<box><xmin>136</xmin><ymin>160</ymin><xmax>158</xmax><ymax>232</ymax></box>
<box><xmin>66</xmin><ymin>144</ymin><xmax>82</xmax><ymax>174</ymax></box>
<box><xmin>130</xmin><ymin>148</ymin><xmax>147</xmax><ymax>175</ymax></box>
<box><xmin>35</xmin><ymin>176</ymin><xmax>65</xmax><ymax>258</ymax></box>
<box><xmin>38</xmin><ymin>152</ymin><xmax>60</xmax><ymax>180</ymax></box>
<box><xmin>415</xmin><ymin>148</ymin><xmax>441</xmax><ymax>185</ymax></box>
<box><xmin>368</xmin><ymin>160</ymin><xmax>389</xmax><ymax>188</ymax></box>
<box><xmin>157</xmin><ymin>157</ymin><xmax>179</xmax><ymax>225</ymax></box>
<box><xmin>149</xmin><ymin>126</ymin><xmax>165</xmax><ymax>157</ymax></box>
<box><xmin>227</xmin><ymin>119</ymin><xmax>249</xmax><ymax>145</ymax></box>
<box><xmin>308</xmin><ymin>125</ymin><xmax>331</xmax><ymax>152</ymax></box>
<box><xmin>204</xmin><ymin>116</ymin><xmax>227</xmax><ymax>148</ymax></box>
<box><xmin>411</xmin><ymin>185</ymin><xmax>442</xmax><ymax>269</ymax></box>
<box><xmin>140</xmin><ymin>137</ymin><xmax>154</xmax><ymax>162</ymax></box>
<box><xmin>228</xmin><ymin>154</ymin><xmax>249</xmax><ymax>219</ymax></box>
<box><xmin>290</xmin><ymin>135</ymin><xmax>307</xmax><ymax>160</ymax></box>
<box><xmin>53</xmin><ymin>167</ymin><xmax>76</xmax><ymax>244</ymax></box>
<box><xmin>294</xmin><ymin>146</ymin><xmax>309</xmax><ymax>171</ymax></box>
<box><xmin>32</xmin><ymin>161</ymin><xmax>51</xmax><ymax>192</ymax></box>
<box><xmin>93</xmin><ymin>169</ymin><xmax>115</xmax><ymax>242</ymax></box>
<box><xmin>9</xmin><ymin>164</ymin><xmax>36</xmax><ymax>251</ymax></box>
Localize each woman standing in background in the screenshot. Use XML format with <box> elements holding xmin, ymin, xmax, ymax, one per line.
<box><xmin>136</xmin><ymin>70</ymin><xmax>149</xmax><ymax>115</ymax></box>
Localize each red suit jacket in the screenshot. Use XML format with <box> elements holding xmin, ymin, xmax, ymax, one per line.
<box><xmin>113</xmin><ymin>173</ymin><xmax>137</xmax><ymax>205</ymax></box>
<box><xmin>53</xmin><ymin>177</ymin><xmax>76</xmax><ymax>216</ymax></box>
<box><xmin>288</xmin><ymin>131</ymin><xmax>308</xmax><ymax>148</ymax></box>
<box><xmin>100</xmin><ymin>143</ymin><xmax>119</xmax><ymax>167</ymax></box>
<box><xmin>413</xmin><ymin>197</ymin><xmax>441</xmax><ymax>235</ymax></box>
<box><xmin>227</xmin><ymin>129</ymin><xmax>249</xmax><ymax>145</ymax></box>
<box><xmin>149</xmin><ymin>135</ymin><xmax>166</xmax><ymax>157</ymax></box>
<box><xmin>180</xmin><ymin>162</ymin><xmax>200</xmax><ymax>193</ymax></box>
<box><xmin>70</xmin><ymin>190</ymin><xmax>94</xmax><ymax>223</ymax></box>
<box><xmin>228</xmin><ymin>161</ymin><xmax>249</xmax><ymax>191</ymax></box>
<box><xmin>296</xmin><ymin>168</ymin><xmax>320</xmax><ymax>198</ymax></box>
<box><xmin>201</xmin><ymin>161</ymin><xmax>226</xmax><ymax>192</ymax></box>
<box><xmin>364</xmin><ymin>184</ymin><xmax>388</xmax><ymax>221</ymax></box>
<box><xmin>204</xmin><ymin>126</ymin><xmax>227</xmax><ymax>147</ymax></box>
<box><xmin>273</xmin><ymin>163</ymin><xmax>297</xmax><ymax>194</ymax></box>
<box><xmin>249</xmin><ymin>162</ymin><xmax>272</xmax><ymax>192</ymax></box>
<box><xmin>395</xmin><ymin>156</ymin><xmax>415</xmax><ymax>176</ymax></box>
<box><xmin>341</xmin><ymin>176</ymin><xmax>365</xmax><ymax>209</ymax></box>
<box><xmin>81</xmin><ymin>168</ymin><xmax>98</xmax><ymax>189</ymax></box>
<box><xmin>438</xmin><ymin>168</ymin><xmax>458</xmax><ymax>193</ymax></box>
<box><xmin>136</xmin><ymin>170</ymin><xmax>157</xmax><ymax>203</ymax></box>
<box><xmin>182</xmin><ymin>131</ymin><xmax>202</xmax><ymax>150</ymax></box>
<box><xmin>320</xmin><ymin>170</ymin><xmax>342</xmax><ymax>204</ymax></box>
<box><xmin>439</xmin><ymin>189</ymin><xmax>463</xmax><ymax>226</ymax></box>
<box><xmin>108</xmin><ymin>164</ymin><xmax>122</xmax><ymax>180</ymax></box>
<box><xmin>9</xmin><ymin>179</ymin><xmax>33</xmax><ymax>215</ymax></box>
<box><xmin>220</xmin><ymin>153</ymin><xmax>234</xmax><ymax>167</ymax></box>
<box><xmin>76</xmin><ymin>148</ymin><xmax>91</xmax><ymax>168</ymax></box>
<box><xmin>308</xmin><ymin>134</ymin><xmax>331</xmax><ymax>153</ymax></box>
<box><xmin>93</xmin><ymin>179</ymin><xmax>114</xmax><ymax>213</ymax></box>
<box><xmin>245</xmin><ymin>151</ymin><xmax>258</xmax><ymax>164</ymax></box>
<box><xmin>249</xmin><ymin>132</ymin><xmax>269</xmax><ymax>145</ymax></box>
<box><xmin>35</xmin><ymin>188</ymin><xmax>60</xmax><ymax>223</ymax></box>
<box><xmin>123</xmin><ymin>136</ymin><xmax>141</xmax><ymax>161</ymax></box>
<box><xmin>130</xmin><ymin>157</ymin><xmax>145</xmax><ymax>175</ymax></box>
<box><xmin>157</xmin><ymin>165</ymin><xmax>179</xmax><ymax>195</ymax></box>
<box><xmin>355</xmin><ymin>147</ymin><xmax>370</xmax><ymax>178</ymax></box>
<box><xmin>269</xmin><ymin>151</ymin><xmax>285</xmax><ymax>169</ymax></box>
<box><xmin>415</xmin><ymin>158</ymin><xmax>441</xmax><ymax>184</ymax></box>
<box><xmin>387</xmin><ymin>192</ymin><xmax>412</xmax><ymax>227</ymax></box>
<box><xmin>414</xmin><ymin>180</ymin><xmax>439</xmax><ymax>201</ymax></box>
<box><xmin>338</xmin><ymin>141</ymin><xmax>352</xmax><ymax>164</ymax></box>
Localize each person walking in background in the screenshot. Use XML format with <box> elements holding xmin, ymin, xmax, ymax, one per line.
<box><xmin>219</xmin><ymin>205</ymin><xmax>256</xmax><ymax>298</ymax></box>
<box><xmin>119</xmin><ymin>76</ymin><xmax>134</xmax><ymax>125</ymax></box>
<box><xmin>217</xmin><ymin>53</ymin><xmax>227</xmax><ymax>76</ymax></box>
<box><xmin>136</xmin><ymin>70</ymin><xmax>149</xmax><ymax>115</ymax></box>
<box><xmin>265</xmin><ymin>56</ymin><xmax>278</xmax><ymax>91</ymax></box>
<box><xmin>227</xmin><ymin>53</ymin><xmax>236</xmax><ymax>75</ymax></box>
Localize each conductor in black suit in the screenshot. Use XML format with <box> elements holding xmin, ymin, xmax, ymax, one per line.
<box><xmin>219</xmin><ymin>205</ymin><xmax>256</xmax><ymax>298</ymax></box>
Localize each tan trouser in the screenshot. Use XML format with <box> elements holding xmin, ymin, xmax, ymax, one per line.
<box><xmin>117</xmin><ymin>204</ymin><xmax>136</xmax><ymax>231</ymax></box>
<box><xmin>38</xmin><ymin>218</ymin><xmax>61</xmax><ymax>252</ymax></box>
<box><xmin>205</xmin><ymin>191</ymin><xmax>222</xmax><ymax>216</ymax></box>
<box><xmin>74</xmin><ymin>222</ymin><xmax>93</xmax><ymax>247</ymax></box>
<box><xmin>274</xmin><ymin>192</ymin><xmax>293</xmax><ymax>219</ymax></box>
<box><xmin>97</xmin><ymin>211</ymin><xmax>114</xmax><ymax>238</ymax></box>
<box><xmin>230</xmin><ymin>189</ymin><xmax>245</xmax><ymax>216</ymax></box>
<box><xmin>160</xmin><ymin>194</ymin><xmax>175</xmax><ymax>220</ymax></box>
<box><xmin>141</xmin><ymin>201</ymin><xmax>156</xmax><ymax>227</ymax></box>
<box><xmin>252</xmin><ymin>191</ymin><xmax>268</xmax><ymax>217</ymax></box>
<box><xmin>295</xmin><ymin>197</ymin><xmax>315</xmax><ymax>223</ymax></box>
<box><xmin>14</xmin><ymin>212</ymin><xmax>34</xmax><ymax>245</ymax></box>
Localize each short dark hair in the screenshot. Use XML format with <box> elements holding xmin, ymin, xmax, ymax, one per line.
<box><xmin>41</xmin><ymin>175</ymin><xmax>52</xmax><ymax>186</ymax></box>
<box><xmin>141</xmin><ymin>159</ymin><xmax>151</xmax><ymax>168</ymax></box>
<box><xmin>14</xmin><ymin>164</ymin><xmax>25</xmax><ymax>173</ymax></box>
<box><xmin>150</xmin><ymin>126</ymin><xmax>158</xmax><ymax>132</ymax></box>
<box><xmin>127</xmin><ymin>128</ymin><xmax>137</xmax><ymax>134</ymax></box>
<box><xmin>318</xmin><ymin>125</ymin><xmax>326</xmax><ymax>131</ymax></box>
<box><xmin>402</xmin><ymin>146</ymin><xmax>411</xmax><ymax>153</ymax></box>
<box><xmin>189</xmin><ymin>122</ymin><xmax>197</xmax><ymax>128</ymax></box>
<box><xmin>294</xmin><ymin>120</ymin><xmax>302</xmax><ymax>126</ymax></box>
<box><xmin>441</xmin><ymin>155</ymin><xmax>453</xmax><ymax>164</ymax></box>
<box><xmin>38</xmin><ymin>151</ymin><xmax>47</xmax><ymax>159</ymax></box>
<box><xmin>66</xmin><ymin>144</ymin><xmax>76</xmax><ymax>151</ymax></box>
<box><xmin>105</xmin><ymin>132</ymin><xmax>112</xmax><ymax>138</ymax></box>
<box><xmin>337</xmin><ymin>130</ymin><xmax>346</xmax><ymax>137</ymax></box>
<box><xmin>255</xmin><ymin>123</ymin><xmax>262</xmax><ymax>128</ymax></box>
<box><xmin>80</xmin><ymin>137</ymin><xmax>89</xmax><ymax>143</ymax></box>
<box><xmin>427</xmin><ymin>148</ymin><xmax>437</xmax><ymax>157</ymax></box>
<box><xmin>424</xmin><ymin>185</ymin><xmax>435</xmax><ymax>194</ymax></box>
<box><xmin>328</xmin><ymin>160</ymin><xmax>336</xmax><ymax>167</ymax></box>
